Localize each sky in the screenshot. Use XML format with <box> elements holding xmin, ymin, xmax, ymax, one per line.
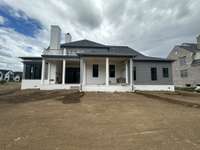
<box><xmin>0</xmin><ymin>0</ymin><xmax>200</xmax><ymax>71</ymax></box>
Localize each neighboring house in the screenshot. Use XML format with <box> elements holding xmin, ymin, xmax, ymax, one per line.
<box><xmin>168</xmin><ymin>35</ymin><xmax>200</xmax><ymax>87</ymax></box>
<box><xmin>0</xmin><ymin>70</ymin><xmax>5</xmax><ymax>81</ymax></box>
<box><xmin>0</xmin><ymin>69</ymin><xmax>22</xmax><ymax>82</ymax></box>
<box><xmin>4</xmin><ymin>70</ymin><xmax>14</xmax><ymax>81</ymax></box>
<box><xmin>20</xmin><ymin>25</ymin><xmax>174</xmax><ymax>92</ymax></box>
<box><xmin>13</xmin><ymin>72</ymin><xmax>23</xmax><ymax>82</ymax></box>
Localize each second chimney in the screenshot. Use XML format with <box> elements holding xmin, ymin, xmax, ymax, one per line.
<box><xmin>65</xmin><ymin>33</ymin><xmax>72</xmax><ymax>43</ymax></box>
<box><xmin>50</xmin><ymin>25</ymin><xmax>61</xmax><ymax>49</ymax></box>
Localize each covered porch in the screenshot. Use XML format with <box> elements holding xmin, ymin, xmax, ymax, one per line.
<box><xmin>40</xmin><ymin>56</ymin><xmax>134</xmax><ymax>92</ymax></box>
<box><xmin>40</xmin><ymin>57</ymin><xmax>80</xmax><ymax>90</ymax></box>
<box><xmin>80</xmin><ymin>57</ymin><xmax>134</xmax><ymax>92</ymax></box>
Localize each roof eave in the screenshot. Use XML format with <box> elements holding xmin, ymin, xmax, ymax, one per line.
<box><xmin>77</xmin><ymin>53</ymin><xmax>133</xmax><ymax>58</ymax></box>
<box><xmin>133</xmin><ymin>59</ymin><xmax>174</xmax><ymax>62</ymax></box>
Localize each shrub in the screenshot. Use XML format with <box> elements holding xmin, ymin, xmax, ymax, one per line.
<box><xmin>0</xmin><ymin>80</ymin><xmax>6</xmax><ymax>84</ymax></box>
<box><xmin>175</xmin><ymin>87</ymin><xmax>196</xmax><ymax>92</ymax></box>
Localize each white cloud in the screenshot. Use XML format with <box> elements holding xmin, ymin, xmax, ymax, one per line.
<box><xmin>0</xmin><ymin>0</ymin><xmax>200</xmax><ymax>72</ymax></box>
<box><xmin>0</xmin><ymin>15</ymin><xmax>6</xmax><ymax>25</ymax></box>
<box><xmin>0</xmin><ymin>27</ymin><xmax>47</xmax><ymax>71</ymax></box>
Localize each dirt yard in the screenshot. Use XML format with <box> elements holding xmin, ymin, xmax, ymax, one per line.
<box><xmin>0</xmin><ymin>83</ymin><xmax>200</xmax><ymax>150</ymax></box>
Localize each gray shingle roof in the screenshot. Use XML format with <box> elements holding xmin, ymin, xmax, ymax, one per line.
<box><xmin>178</xmin><ymin>43</ymin><xmax>200</xmax><ymax>53</ymax></box>
<box><xmin>22</xmin><ymin>39</ymin><xmax>173</xmax><ymax>62</ymax></box>
<box><xmin>77</xmin><ymin>45</ymin><xmax>146</xmax><ymax>58</ymax></box>
<box><xmin>61</xmin><ymin>40</ymin><xmax>172</xmax><ymax>61</ymax></box>
<box><xmin>61</xmin><ymin>39</ymin><xmax>107</xmax><ymax>48</ymax></box>
<box><xmin>19</xmin><ymin>57</ymin><xmax>42</xmax><ymax>60</ymax></box>
<box><xmin>192</xmin><ymin>59</ymin><xmax>200</xmax><ymax>66</ymax></box>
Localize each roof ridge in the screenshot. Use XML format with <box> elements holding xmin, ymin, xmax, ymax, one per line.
<box><xmin>61</xmin><ymin>39</ymin><xmax>107</xmax><ymax>47</ymax></box>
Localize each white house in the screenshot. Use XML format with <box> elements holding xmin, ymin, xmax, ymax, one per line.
<box><xmin>168</xmin><ymin>36</ymin><xmax>200</xmax><ymax>87</ymax></box>
<box><xmin>0</xmin><ymin>70</ymin><xmax>22</xmax><ymax>82</ymax></box>
<box><xmin>20</xmin><ymin>25</ymin><xmax>174</xmax><ymax>92</ymax></box>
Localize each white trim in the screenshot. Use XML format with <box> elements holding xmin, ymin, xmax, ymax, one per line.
<box><xmin>83</xmin><ymin>59</ymin><xmax>86</xmax><ymax>85</ymax></box>
<box><xmin>41</xmin><ymin>59</ymin><xmax>45</xmax><ymax>84</ymax></box>
<box><xmin>48</xmin><ymin>63</ymin><xmax>51</xmax><ymax>84</ymax></box>
<box><xmin>82</xmin><ymin>85</ymin><xmax>132</xmax><ymax>92</ymax></box>
<box><xmin>62</xmin><ymin>59</ymin><xmax>66</xmax><ymax>84</ymax></box>
<box><xmin>40</xmin><ymin>84</ymin><xmax>80</xmax><ymax>90</ymax></box>
<box><xmin>21</xmin><ymin>79</ymin><xmax>175</xmax><ymax>92</ymax></box>
<box><xmin>21</xmin><ymin>80</ymin><xmax>41</xmax><ymax>89</ymax></box>
<box><xmin>134</xmin><ymin>85</ymin><xmax>175</xmax><ymax>91</ymax></box>
<box><xmin>125</xmin><ymin>62</ymin><xmax>128</xmax><ymax>84</ymax></box>
<box><xmin>129</xmin><ymin>58</ymin><xmax>133</xmax><ymax>88</ymax></box>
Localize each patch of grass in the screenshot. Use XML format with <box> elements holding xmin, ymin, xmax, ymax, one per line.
<box><xmin>175</xmin><ymin>87</ymin><xmax>196</xmax><ymax>92</ymax></box>
<box><xmin>0</xmin><ymin>80</ymin><xmax>6</xmax><ymax>85</ymax></box>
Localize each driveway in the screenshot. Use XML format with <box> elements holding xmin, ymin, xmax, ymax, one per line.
<box><xmin>0</xmin><ymin>87</ymin><xmax>200</xmax><ymax>150</ymax></box>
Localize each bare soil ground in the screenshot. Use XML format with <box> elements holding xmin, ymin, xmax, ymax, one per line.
<box><xmin>0</xmin><ymin>83</ymin><xmax>200</xmax><ymax>150</ymax></box>
<box><xmin>137</xmin><ymin>91</ymin><xmax>200</xmax><ymax>108</ymax></box>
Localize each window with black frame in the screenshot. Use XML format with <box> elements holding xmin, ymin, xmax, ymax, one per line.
<box><xmin>92</xmin><ymin>64</ymin><xmax>99</xmax><ymax>77</ymax></box>
<box><xmin>25</xmin><ymin>63</ymin><xmax>42</xmax><ymax>79</ymax></box>
<box><xmin>180</xmin><ymin>69</ymin><xmax>188</xmax><ymax>78</ymax></box>
<box><xmin>151</xmin><ymin>67</ymin><xmax>157</xmax><ymax>81</ymax></box>
<box><xmin>109</xmin><ymin>64</ymin><xmax>115</xmax><ymax>78</ymax></box>
<box><xmin>162</xmin><ymin>68</ymin><xmax>169</xmax><ymax>78</ymax></box>
<box><xmin>134</xmin><ymin>66</ymin><xmax>136</xmax><ymax>81</ymax></box>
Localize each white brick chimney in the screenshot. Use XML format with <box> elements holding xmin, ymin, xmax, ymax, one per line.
<box><xmin>65</xmin><ymin>33</ymin><xmax>72</xmax><ymax>43</ymax></box>
<box><xmin>50</xmin><ymin>25</ymin><xmax>61</xmax><ymax>49</ymax></box>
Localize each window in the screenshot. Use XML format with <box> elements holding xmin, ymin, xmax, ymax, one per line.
<box><xmin>133</xmin><ymin>66</ymin><xmax>136</xmax><ymax>81</ymax></box>
<box><xmin>162</xmin><ymin>68</ymin><xmax>169</xmax><ymax>78</ymax></box>
<box><xmin>180</xmin><ymin>69</ymin><xmax>188</xmax><ymax>78</ymax></box>
<box><xmin>179</xmin><ymin>56</ymin><xmax>186</xmax><ymax>66</ymax></box>
<box><xmin>151</xmin><ymin>67</ymin><xmax>157</xmax><ymax>81</ymax></box>
<box><xmin>109</xmin><ymin>65</ymin><xmax>115</xmax><ymax>78</ymax></box>
<box><xmin>92</xmin><ymin>64</ymin><xmax>99</xmax><ymax>77</ymax></box>
<box><xmin>25</xmin><ymin>63</ymin><xmax>42</xmax><ymax>79</ymax></box>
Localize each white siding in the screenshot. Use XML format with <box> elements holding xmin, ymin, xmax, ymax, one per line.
<box><xmin>85</xmin><ymin>59</ymin><xmax>126</xmax><ymax>85</ymax></box>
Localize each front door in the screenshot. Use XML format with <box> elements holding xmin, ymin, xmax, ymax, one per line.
<box><xmin>65</xmin><ymin>67</ymin><xmax>80</xmax><ymax>83</ymax></box>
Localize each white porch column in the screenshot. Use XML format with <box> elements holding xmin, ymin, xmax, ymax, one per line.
<box><xmin>62</xmin><ymin>59</ymin><xmax>66</xmax><ymax>84</ymax></box>
<box><xmin>80</xmin><ymin>58</ymin><xmax>83</xmax><ymax>85</ymax></box>
<box><xmin>48</xmin><ymin>63</ymin><xmax>51</xmax><ymax>84</ymax></box>
<box><xmin>125</xmin><ymin>62</ymin><xmax>128</xmax><ymax>84</ymax></box>
<box><xmin>106</xmin><ymin>57</ymin><xmax>109</xmax><ymax>86</ymax></box>
<box><xmin>129</xmin><ymin>58</ymin><xmax>133</xmax><ymax>89</ymax></box>
<box><xmin>41</xmin><ymin>59</ymin><xmax>45</xmax><ymax>84</ymax></box>
<box><xmin>83</xmin><ymin>59</ymin><xmax>86</xmax><ymax>85</ymax></box>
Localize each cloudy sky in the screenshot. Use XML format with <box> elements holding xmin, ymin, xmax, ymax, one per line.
<box><xmin>0</xmin><ymin>0</ymin><xmax>200</xmax><ymax>71</ymax></box>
